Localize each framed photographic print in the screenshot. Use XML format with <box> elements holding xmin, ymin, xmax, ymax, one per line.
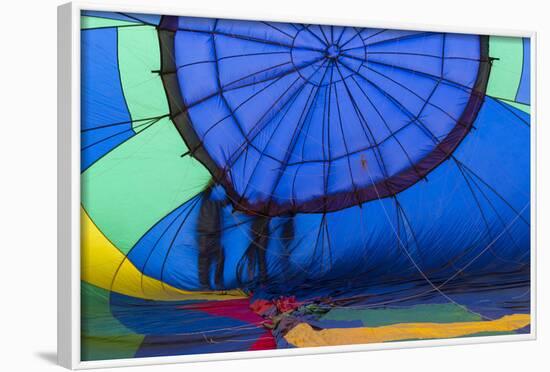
<box><xmin>57</xmin><ymin>1</ymin><xmax>536</xmax><ymax>369</ymax></box>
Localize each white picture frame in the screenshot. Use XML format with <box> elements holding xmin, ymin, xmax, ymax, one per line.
<box><xmin>57</xmin><ymin>1</ymin><xmax>537</xmax><ymax>369</ymax></box>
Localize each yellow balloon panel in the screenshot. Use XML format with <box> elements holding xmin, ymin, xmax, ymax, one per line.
<box><xmin>285</xmin><ymin>314</ymin><xmax>530</xmax><ymax>347</ymax></box>
<box><xmin>81</xmin><ymin>207</ymin><xmax>246</xmax><ymax>301</ymax></box>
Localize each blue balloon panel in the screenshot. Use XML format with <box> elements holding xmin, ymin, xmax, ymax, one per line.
<box><xmin>158</xmin><ymin>17</ymin><xmax>490</xmax><ymax>215</ymax></box>
<box><xmin>81</xmin><ymin>28</ymin><xmax>134</xmax><ymax>171</ymax></box>
<box><xmin>126</xmin><ymin>97</ymin><xmax>530</xmax><ymax>293</ymax></box>
<box><xmin>516</xmin><ymin>38</ymin><xmax>531</xmax><ymax>105</ymax></box>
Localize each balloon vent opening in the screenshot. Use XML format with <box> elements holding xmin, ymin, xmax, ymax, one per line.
<box><xmin>326</xmin><ymin>44</ymin><xmax>341</xmax><ymax>59</ymax></box>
